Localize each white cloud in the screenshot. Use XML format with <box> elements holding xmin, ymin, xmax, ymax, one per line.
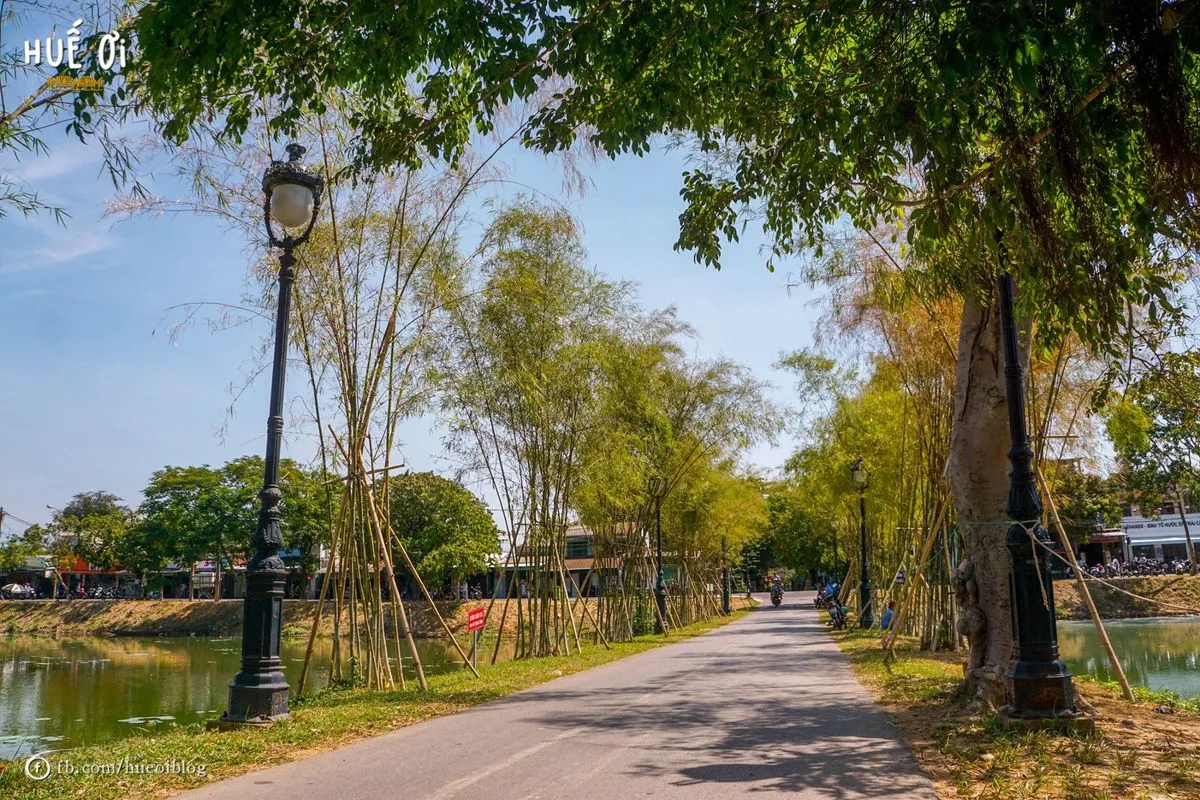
<box><xmin>0</xmin><ymin>227</ymin><xmax>119</xmax><ymax>274</ymax></box>
<box><xmin>14</xmin><ymin>145</ymin><xmax>100</xmax><ymax>184</ymax></box>
<box><xmin>32</xmin><ymin>228</ymin><xmax>118</xmax><ymax>263</ymax></box>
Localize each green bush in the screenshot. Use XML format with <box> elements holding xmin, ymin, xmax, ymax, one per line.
<box><xmin>632</xmin><ymin>601</ymin><xmax>654</xmax><ymax>636</ymax></box>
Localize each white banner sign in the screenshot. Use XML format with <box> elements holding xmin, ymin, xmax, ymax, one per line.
<box><xmin>1121</xmin><ymin>514</ymin><xmax>1200</xmax><ymax>544</ymax></box>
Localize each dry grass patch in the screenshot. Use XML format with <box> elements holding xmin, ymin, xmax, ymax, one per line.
<box><xmin>834</xmin><ymin>629</ymin><xmax>1200</xmax><ymax>799</ymax></box>
<box><xmin>1054</xmin><ymin>574</ymin><xmax>1200</xmax><ymax>621</ymax></box>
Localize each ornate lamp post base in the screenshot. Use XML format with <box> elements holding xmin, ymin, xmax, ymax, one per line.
<box><xmin>1004</xmin><ymin>666</ymin><xmax>1077</xmax><ymax>719</ymax></box>
<box><xmin>210</xmin><ymin>568</ymin><xmax>290</xmax><ymax>727</ymax></box>
<box><xmin>996</xmin><ymin>704</ymin><xmax>1095</xmax><ymax>734</ymax></box>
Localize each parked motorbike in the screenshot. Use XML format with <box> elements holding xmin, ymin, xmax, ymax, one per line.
<box><xmin>814</xmin><ymin>583</ymin><xmax>839</xmax><ymax>609</ymax></box>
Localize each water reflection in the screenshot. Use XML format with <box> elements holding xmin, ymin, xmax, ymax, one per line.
<box><xmin>0</xmin><ymin>636</ymin><xmax>493</xmax><ymax>760</ymax></box>
<box><xmin>1058</xmin><ymin>616</ymin><xmax>1200</xmax><ymax>699</ymax></box>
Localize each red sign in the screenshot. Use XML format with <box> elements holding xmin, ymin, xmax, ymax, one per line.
<box><xmin>467</xmin><ymin>607</ymin><xmax>486</xmax><ymax>632</ymax></box>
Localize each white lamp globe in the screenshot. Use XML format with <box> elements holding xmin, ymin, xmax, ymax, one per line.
<box><xmin>851</xmin><ymin>458</ymin><xmax>869</xmax><ymax>488</ymax></box>
<box><xmin>270</xmin><ymin>182</ymin><xmax>315</xmax><ymax>229</ymax></box>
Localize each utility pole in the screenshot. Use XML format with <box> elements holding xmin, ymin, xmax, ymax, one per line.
<box><xmin>850</xmin><ymin>459</ymin><xmax>873</xmax><ymax>629</ymax></box>
<box><xmin>1175</xmin><ymin>484</ymin><xmax>1198</xmax><ymax>575</ymax></box>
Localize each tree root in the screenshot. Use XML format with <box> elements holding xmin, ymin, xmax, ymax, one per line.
<box><xmin>1073</xmin><ymin>691</ymin><xmax>1103</xmax><ymax>717</ymax></box>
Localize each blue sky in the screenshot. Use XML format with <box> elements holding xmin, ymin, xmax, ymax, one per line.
<box><xmin>0</xmin><ymin>137</ymin><xmax>824</xmax><ymax>532</ymax></box>
<box><xmin>0</xmin><ymin>16</ymin><xmax>825</xmax><ymax>535</ymax></box>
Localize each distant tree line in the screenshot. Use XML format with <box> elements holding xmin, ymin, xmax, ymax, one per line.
<box><xmin>0</xmin><ymin>465</ymin><xmax>498</xmax><ymax>598</ymax></box>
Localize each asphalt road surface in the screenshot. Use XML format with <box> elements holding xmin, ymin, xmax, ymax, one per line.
<box><xmin>184</xmin><ymin>592</ymin><xmax>938</xmax><ymax>799</ymax></box>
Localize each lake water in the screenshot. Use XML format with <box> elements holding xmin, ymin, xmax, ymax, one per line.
<box><xmin>5</xmin><ymin>617</ymin><xmax>1197</xmax><ymax>761</ymax></box>
<box><xmin>0</xmin><ymin>635</ymin><xmax>490</xmax><ymax>760</ymax></box>
<box><xmin>1058</xmin><ymin>616</ymin><xmax>1200</xmax><ymax>700</ymax></box>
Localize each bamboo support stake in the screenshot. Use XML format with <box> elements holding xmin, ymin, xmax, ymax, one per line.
<box><xmin>562</xmin><ymin>559</ymin><xmax>609</xmax><ymax>649</ymax></box>
<box><xmin>297</xmin><ymin>495</ymin><xmax>350</xmax><ymax>696</ymax></box>
<box><xmin>491</xmin><ymin>569</ymin><xmax>517</xmax><ymax>665</ymax></box>
<box><xmin>837</xmin><ymin>560</ymin><xmax>857</xmax><ymax>606</ymax></box>
<box><xmin>644</xmin><ymin>557</ymin><xmax>670</xmax><ymax>636</ymax></box>
<box><xmin>884</xmin><ymin>493</ymin><xmax>949</xmax><ymax>661</ymax></box>
<box><xmin>377</xmin><ymin>507</ymin><xmax>481</xmax><ymax>678</ymax></box>
<box><xmin>1038</xmin><ymin>469</ymin><xmax>1134</xmax><ymax>702</ymax></box>
<box><xmin>939</xmin><ymin>519</ymin><xmax>960</xmax><ymax>651</ymax></box>
<box><xmin>363</xmin><ymin>486</ymin><xmax>423</xmax><ymax>690</ymax></box>
<box><xmin>296</xmin><ymin>554</ymin><xmax>333</xmax><ymax>696</ymax></box>
<box><xmin>568</xmin><ymin>565</ymin><xmax>597</xmax><ymax>630</ymax></box>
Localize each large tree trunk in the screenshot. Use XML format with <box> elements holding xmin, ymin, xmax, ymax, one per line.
<box><xmin>947</xmin><ymin>294</ymin><xmax>1013</xmax><ymax>709</ymax></box>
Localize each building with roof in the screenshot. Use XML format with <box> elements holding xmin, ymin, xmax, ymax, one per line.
<box><xmin>1120</xmin><ymin>500</ymin><xmax>1199</xmax><ymax>562</ymax></box>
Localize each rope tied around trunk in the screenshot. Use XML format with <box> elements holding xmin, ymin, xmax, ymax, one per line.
<box><xmin>1017</xmin><ymin>519</ymin><xmax>1052</xmax><ymax>612</ymax></box>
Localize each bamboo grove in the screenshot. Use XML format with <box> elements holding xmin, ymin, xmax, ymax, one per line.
<box><xmin>112</xmin><ymin>104</ymin><xmax>1127</xmax><ymax>694</ymax></box>
<box><xmin>436</xmin><ymin>202</ymin><xmax>777</xmax><ymax>656</ymax></box>
<box><xmin>122</xmin><ymin>103</ymin><xmax>779</xmax><ymax>690</ymax></box>
<box><xmin>768</xmin><ymin>227</ymin><xmax>1115</xmax><ymax>653</ymax></box>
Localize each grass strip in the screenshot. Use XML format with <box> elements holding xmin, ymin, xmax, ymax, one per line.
<box><xmin>0</xmin><ymin>611</ymin><xmax>746</xmax><ymax>800</ymax></box>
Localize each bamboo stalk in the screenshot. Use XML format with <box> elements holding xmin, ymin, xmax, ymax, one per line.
<box><xmin>1038</xmin><ymin>468</ymin><xmax>1133</xmax><ymax>702</ymax></box>
<box><xmin>884</xmin><ymin>493</ymin><xmax>949</xmax><ymax>661</ymax></box>
<box><xmin>297</xmin><ymin>495</ymin><xmax>349</xmax><ymax>696</ymax></box>
<box><xmin>565</xmin><ymin>565</ymin><xmax>609</xmax><ymax>648</ymax></box>
<box><xmin>377</xmin><ymin>506</ymin><xmax>481</xmax><ymax>678</ymax></box>
<box><xmin>556</xmin><ymin>554</ymin><xmax>584</xmax><ymax>652</ymax></box>
<box><xmin>360</xmin><ymin>473</ymin><xmax>425</xmax><ymax>690</ymax></box>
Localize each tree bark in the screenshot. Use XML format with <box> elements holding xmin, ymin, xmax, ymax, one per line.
<box><xmin>947</xmin><ymin>294</ymin><xmax>1013</xmax><ymax>709</ymax></box>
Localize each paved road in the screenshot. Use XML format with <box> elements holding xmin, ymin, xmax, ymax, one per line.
<box><xmin>184</xmin><ymin>593</ymin><xmax>937</xmax><ymax>799</ymax></box>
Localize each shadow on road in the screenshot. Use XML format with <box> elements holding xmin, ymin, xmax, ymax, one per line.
<box><xmin>486</xmin><ymin>594</ymin><xmax>932</xmax><ymax>798</ymax></box>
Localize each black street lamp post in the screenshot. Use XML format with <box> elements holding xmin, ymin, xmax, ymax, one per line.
<box><xmin>216</xmin><ymin>144</ymin><xmax>322</xmax><ymax>727</ymax></box>
<box><xmin>850</xmin><ymin>459</ymin><xmax>873</xmax><ymax>628</ymax></box>
<box><xmin>996</xmin><ymin>271</ymin><xmax>1079</xmax><ymax>723</ymax></box>
<box><xmin>649</xmin><ymin>476</ymin><xmax>668</xmax><ymax>634</ymax></box>
<box><xmin>721</xmin><ymin>535</ymin><xmax>731</xmax><ymax>614</ymax></box>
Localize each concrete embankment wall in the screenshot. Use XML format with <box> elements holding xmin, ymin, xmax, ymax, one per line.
<box><xmin>0</xmin><ymin>598</ymin><xmax>507</xmax><ymax>638</ymax></box>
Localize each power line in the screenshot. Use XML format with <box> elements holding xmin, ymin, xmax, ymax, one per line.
<box><xmin>2</xmin><ymin>510</ymin><xmax>35</xmax><ymax>528</ymax></box>
<box><xmin>0</xmin><ymin>507</ymin><xmax>37</xmax><ymax>533</ymax></box>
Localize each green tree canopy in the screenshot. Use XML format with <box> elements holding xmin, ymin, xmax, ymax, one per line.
<box><xmin>761</xmin><ymin>490</ymin><xmax>824</xmax><ymax>579</ymax></box>
<box><xmin>48</xmin><ymin>491</ymin><xmax>135</xmax><ymax>571</ymax></box>
<box><xmin>387</xmin><ymin>472</ymin><xmax>499</xmax><ymax>588</ymax></box>
<box><xmin>0</xmin><ymin>523</ymin><xmax>50</xmax><ymax>572</ymax></box>
<box><xmin>114</xmin><ymin>1</ymin><xmax>1199</xmax><ymax>349</ymax></box>
<box><xmin>134</xmin><ymin>457</ymin><xmax>327</xmax><ymax>584</ymax></box>
<box><xmin>1105</xmin><ymin>350</ymin><xmax>1200</xmax><ymax>571</ymax></box>
<box><xmin>1042</xmin><ymin>465</ymin><xmax>1123</xmax><ymax>545</ymax></box>
<box><xmin>1107</xmin><ymin>351</ymin><xmax>1200</xmax><ymax>503</ymax></box>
